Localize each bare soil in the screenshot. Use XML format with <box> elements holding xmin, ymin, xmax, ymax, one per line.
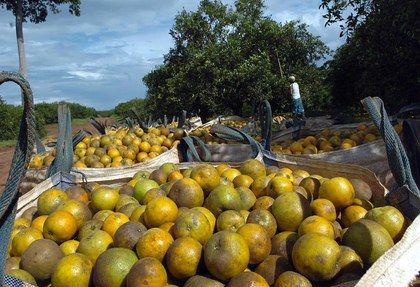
<box><xmin>0</xmin><ymin>117</ymin><xmax>113</xmax><ymax>196</ymax></box>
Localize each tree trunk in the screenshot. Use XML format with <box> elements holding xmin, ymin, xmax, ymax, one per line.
<box><xmin>275</xmin><ymin>50</ymin><xmax>283</xmax><ymax>78</ymax></box>
<box><xmin>16</xmin><ymin>0</ymin><xmax>27</xmax><ymax>104</ymax></box>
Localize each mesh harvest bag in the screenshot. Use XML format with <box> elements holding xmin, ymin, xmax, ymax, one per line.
<box><xmin>361</xmin><ymin>97</ymin><xmax>420</xmax><ymax>221</ymax></box>
<box><xmin>0</xmin><ymin>72</ymin><xmax>36</xmax><ymax>287</ymax></box>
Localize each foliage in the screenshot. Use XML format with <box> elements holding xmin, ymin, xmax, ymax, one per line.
<box><xmin>0</xmin><ymin>96</ymin><xmax>46</xmax><ymax>141</ymax></box>
<box><xmin>114</xmin><ymin>98</ymin><xmax>147</xmax><ymax>122</ymax></box>
<box><xmin>143</xmin><ymin>0</ymin><xmax>331</xmax><ymax>121</ymax></box>
<box><xmin>0</xmin><ymin>0</ymin><xmax>81</xmax><ymax>23</ymax></box>
<box><xmin>323</xmin><ymin>0</ymin><xmax>420</xmax><ymax>113</ymax></box>
<box><xmin>0</xmin><ymin>96</ymin><xmax>22</xmax><ymax>141</ymax></box>
<box><xmin>35</xmin><ymin>102</ymin><xmax>97</xmax><ymax>125</ymax></box>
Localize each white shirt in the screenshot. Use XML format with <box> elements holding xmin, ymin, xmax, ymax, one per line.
<box><xmin>290</xmin><ymin>82</ymin><xmax>301</xmax><ymax>99</ymax></box>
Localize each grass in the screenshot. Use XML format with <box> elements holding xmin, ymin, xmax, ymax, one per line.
<box><xmin>0</xmin><ymin>140</ymin><xmax>17</xmax><ymax>148</ymax></box>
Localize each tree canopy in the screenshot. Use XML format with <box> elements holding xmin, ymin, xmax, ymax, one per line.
<box><xmin>322</xmin><ymin>0</ymin><xmax>420</xmax><ymax>113</ymax></box>
<box><xmin>143</xmin><ymin>0</ymin><xmax>331</xmax><ymax>120</ymax></box>
<box><xmin>0</xmin><ymin>0</ymin><xmax>81</xmax><ymax>23</ymax></box>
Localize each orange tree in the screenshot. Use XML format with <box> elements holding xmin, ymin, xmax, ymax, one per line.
<box><xmin>143</xmin><ymin>0</ymin><xmax>331</xmax><ymax>121</ymax></box>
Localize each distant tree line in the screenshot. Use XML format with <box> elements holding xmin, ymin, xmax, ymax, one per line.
<box><xmin>0</xmin><ymin>98</ymin><xmax>99</xmax><ymax>141</ymax></box>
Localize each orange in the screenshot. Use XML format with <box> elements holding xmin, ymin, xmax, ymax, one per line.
<box><xmin>310</xmin><ymin>198</ymin><xmax>337</xmax><ymax>222</ymax></box>
<box><xmin>5</xmin><ymin>269</ymin><xmax>38</xmax><ymax>285</ymax></box>
<box><xmin>204</xmin><ymin>184</ymin><xmax>242</xmax><ymax>217</ymax></box>
<box><xmin>252</xmin><ymin>196</ymin><xmax>274</xmax><ymax>212</ymax></box>
<box><xmin>319</xmin><ymin>177</ymin><xmax>355</xmax><ymax>210</ymax></box>
<box><xmin>56</xmin><ymin>199</ymin><xmax>92</xmax><ymax>229</ymax></box>
<box><xmin>14</xmin><ymin>218</ymin><xmax>31</xmax><ymax>228</ymax></box>
<box><xmin>228</xmin><ymin>271</ymin><xmax>270</xmax><ymax>287</ymax></box>
<box><xmin>51</xmin><ymin>253</ymin><xmax>93</xmax><ymax>287</ymax></box>
<box><xmin>102</xmin><ymin>212</ymin><xmax>130</xmax><ymax>238</ymax></box>
<box><xmin>142</xmin><ymin>188</ymin><xmax>167</xmax><ymax>205</ymax></box>
<box><xmin>337</xmin><ymin>245</ymin><xmax>364</xmax><ymax>275</ymax></box>
<box><xmin>289</xmin><ymin>141</ymin><xmax>303</xmax><ymax>153</ymax></box>
<box><xmin>216</xmin><ymin>163</ymin><xmax>232</xmax><ymax>175</ymax></box>
<box><xmin>30</xmin><ymin>215</ymin><xmax>48</xmax><ymax>232</ymax></box>
<box><xmin>298</xmin><ymin>215</ymin><xmax>335</xmax><ymax>239</ymax></box>
<box><xmin>221</xmin><ymin>168</ymin><xmax>242</xmax><ymax>182</ymax></box>
<box><xmin>143</xmin><ymin>197</ymin><xmax>178</xmax><ymax>228</ymax></box>
<box><xmin>239</xmin><ymin>159</ymin><xmax>266</xmax><ymax>180</ymax></box>
<box><xmin>93</xmin><ymin>248</ymin><xmax>138</xmax><ymax>287</ymax></box>
<box><xmin>246</xmin><ymin>209</ymin><xmax>278</xmax><ymax>238</ymax></box>
<box><xmin>167</xmin><ymin>177</ymin><xmax>204</xmax><ymax>208</ymax></box>
<box><xmin>190</xmin><ymin>163</ymin><xmax>221</xmax><ymax>196</ymax></box>
<box><xmin>90</xmin><ymin>186</ymin><xmax>120</xmax><ymax>212</ymax></box>
<box><xmin>237</xmin><ymin>223</ymin><xmax>271</xmax><ymax>265</ymax></box>
<box><xmin>266</xmin><ymin>176</ymin><xmax>294</xmax><ymax>199</ymax></box>
<box><xmin>135</xmin><ymin>227</ymin><xmax>174</xmax><ymax>262</ymax></box>
<box><xmin>77</xmin><ymin>219</ymin><xmax>103</xmax><ymax>241</ymax></box>
<box><xmin>364</xmin><ymin>206</ymin><xmax>408</xmax><ymax>242</ymax></box>
<box><xmin>204</xmin><ymin>230</ymin><xmax>250</xmax><ymax>281</ymax></box>
<box><xmin>341</xmin><ymin>205</ymin><xmax>368</xmax><ymax>228</ymax></box>
<box><xmin>133</xmin><ymin>179</ymin><xmax>160</xmax><ymax>204</ymax></box>
<box><xmin>126</xmin><ymin>256</ymin><xmax>168</xmax><ymax>287</ymax></box>
<box><xmin>167</xmin><ymin>170</ymin><xmax>183</xmax><ymax>182</ymax></box>
<box><xmin>293</xmin><ymin>169</ymin><xmax>311</xmax><ymax>179</ymax></box>
<box><xmin>216</xmin><ymin>210</ymin><xmax>246</xmax><ymax>232</ymax></box>
<box><xmin>299</xmin><ymin>176</ymin><xmax>321</xmax><ymax>199</ymax></box>
<box><xmin>59</xmin><ymin>239</ymin><xmax>80</xmax><ymax>255</ymax></box>
<box><xmin>37</xmin><ymin>188</ymin><xmax>69</xmax><ymax>215</ymax></box>
<box><xmin>233</xmin><ymin>174</ymin><xmax>254</xmax><ymax>188</ymax></box>
<box><xmin>76</xmin><ymin>230</ymin><xmax>113</xmax><ymax>264</ymax></box>
<box><xmin>115</xmin><ymin>194</ymin><xmax>138</xmax><ymax>211</ymax></box>
<box><xmin>139</xmin><ymin>141</ymin><xmax>151</xmax><ymax>153</ymax></box>
<box><xmin>254</xmin><ymin>255</ymin><xmax>292</xmax><ymax>286</ymax></box>
<box><xmin>251</xmin><ymin>175</ymin><xmax>272</xmax><ymax>198</ymax></box>
<box><xmin>136</xmin><ymin>151</ymin><xmax>148</xmax><ymax>162</ymax></box>
<box><xmin>166</xmin><ymin>236</ymin><xmax>203</xmax><ymax>279</ymax></box>
<box><xmin>271</xmin><ymin>192</ymin><xmax>312</xmax><ymax>232</ymax></box>
<box><xmin>342</xmin><ymin>219</ymin><xmax>394</xmax><ymax>267</ymax></box>
<box><xmin>92</xmin><ymin>209</ymin><xmax>114</xmax><ymax>222</ymax></box>
<box><xmin>270</xmin><ymin>231</ymin><xmax>299</xmax><ymax>262</ymax></box>
<box><xmin>43</xmin><ymin>210</ymin><xmax>78</xmax><ymax>243</ymax></box>
<box><xmin>191</xmin><ymin>206</ymin><xmax>216</xmax><ymax>233</ymax></box>
<box><xmin>237</xmin><ymin>186</ymin><xmax>257</xmax><ymax>211</ymax></box>
<box><xmin>274</xmin><ymin>271</ymin><xmax>312</xmax><ymax>287</ymax></box>
<box><xmin>65</xmin><ymin>186</ymin><xmax>89</xmax><ymax>203</ymax></box>
<box><xmin>173</xmin><ymin>209</ymin><xmax>212</xmax><ymax>245</ymax></box>
<box><xmin>292</xmin><ymin>233</ymin><xmax>341</xmax><ymax>282</ymax></box>
<box><xmin>130</xmin><ymin>205</ymin><xmax>147</xmax><ymax>223</ymax></box>
<box><xmin>20</xmin><ymin>207</ymin><xmax>38</xmax><ymax>224</ymax></box>
<box><xmin>11</xmin><ymin>227</ymin><xmax>44</xmax><ymax>257</ymax></box>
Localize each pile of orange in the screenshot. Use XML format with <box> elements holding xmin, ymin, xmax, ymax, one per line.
<box><xmin>28</xmin><ymin>125</ymin><xmax>184</xmax><ymax>169</ymax></box>
<box><xmin>271</xmin><ymin>122</ymin><xmax>402</xmax><ymax>155</ymax></box>
<box><xmin>8</xmin><ymin>159</ymin><xmax>409</xmax><ymax>286</ymax></box>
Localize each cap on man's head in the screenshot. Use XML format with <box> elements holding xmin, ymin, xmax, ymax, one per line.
<box><xmin>289</xmin><ymin>76</ymin><xmax>295</xmax><ymax>82</ymax></box>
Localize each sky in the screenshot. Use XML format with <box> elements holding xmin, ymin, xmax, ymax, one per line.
<box><xmin>0</xmin><ymin>0</ymin><xmax>345</xmax><ymax>111</ymax></box>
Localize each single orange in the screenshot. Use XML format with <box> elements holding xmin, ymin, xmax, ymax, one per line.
<box><xmin>143</xmin><ymin>197</ymin><xmax>178</xmax><ymax>228</ymax></box>
<box><xmin>135</xmin><ymin>227</ymin><xmax>174</xmax><ymax>262</ymax></box>
<box><xmin>43</xmin><ymin>210</ymin><xmax>78</xmax><ymax>243</ymax></box>
<box><xmin>237</xmin><ymin>223</ymin><xmax>271</xmax><ymax>265</ymax></box>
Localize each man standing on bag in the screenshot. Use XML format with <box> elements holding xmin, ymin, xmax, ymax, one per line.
<box><xmin>289</xmin><ymin>75</ymin><xmax>305</xmax><ymax>120</ymax></box>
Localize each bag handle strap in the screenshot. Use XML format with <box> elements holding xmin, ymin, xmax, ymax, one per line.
<box><xmin>0</xmin><ymin>72</ymin><xmax>36</xmax><ymax>286</ymax></box>
<box><xmin>361</xmin><ymin>96</ymin><xmax>419</xmax><ymax>197</ymax></box>
<box><xmin>46</xmin><ymin>104</ymin><xmax>74</xmax><ymax>177</ymax></box>
<box><xmin>179</xmin><ymin>136</ymin><xmax>212</xmax><ymax>162</ymax></box>
<box><xmin>259</xmin><ymin>99</ymin><xmax>272</xmax><ymax>151</ymax></box>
